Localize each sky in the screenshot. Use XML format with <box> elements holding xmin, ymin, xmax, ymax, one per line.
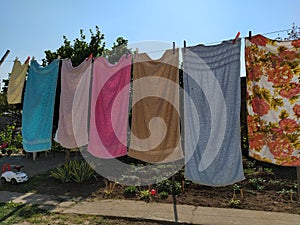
<box><xmin>0</xmin><ymin>0</ymin><xmax>300</xmax><ymax>84</ymax></box>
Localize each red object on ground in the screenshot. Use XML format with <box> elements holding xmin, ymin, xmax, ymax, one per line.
<box><xmin>150</xmin><ymin>189</ymin><xmax>156</xmax><ymax>196</ymax></box>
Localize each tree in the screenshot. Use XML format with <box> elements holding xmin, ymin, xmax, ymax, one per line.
<box><xmin>276</xmin><ymin>23</ymin><xmax>300</xmax><ymax>41</ymax></box>
<box><xmin>104</xmin><ymin>37</ymin><xmax>131</xmax><ymax>64</ymax></box>
<box><xmin>43</xmin><ymin>26</ymin><xmax>106</xmax><ymax>66</ymax></box>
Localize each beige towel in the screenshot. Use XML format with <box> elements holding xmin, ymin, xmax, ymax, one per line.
<box><xmin>128</xmin><ymin>49</ymin><xmax>183</xmax><ymax>163</ymax></box>
<box><xmin>7</xmin><ymin>59</ymin><xmax>29</xmax><ymax>104</ymax></box>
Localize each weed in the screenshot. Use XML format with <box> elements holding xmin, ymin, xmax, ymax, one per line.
<box><xmin>159</xmin><ymin>191</ymin><xmax>169</xmax><ymax>199</ymax></box>
<box><xmin>139</xmin><ymin>190</ymin><xmax>151</xmax><ymax>202</ymax></box>
<box><xmin>229</xmin><ymin>199</ymin><xmax>241</xmax><ymax>208</ymax></box>
<box><xmin>124</xmin><ymin>186</ymin><xmax>137</xmax><ymax>198</ymax></box>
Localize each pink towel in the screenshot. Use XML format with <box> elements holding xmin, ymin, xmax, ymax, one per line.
<box><xmin>54</xmin><ymin>59</ymin><xmax>92</xmax><ymax>148</ymax></box>
<box><xmin>88</xmin><ymin>55</ymin><xmax>131</xmax><ymax>158</ymax></box>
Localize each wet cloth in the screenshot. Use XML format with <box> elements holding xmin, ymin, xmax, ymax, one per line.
<box><xmin>88</xmin><ymin>55</ymin><xmax>131</xmax><ymax>158</ymax></box>
<box><xmin>7</xmin><ymin>59</ymin><xmax>29</xmax><ymax>104</ymax></box>
<box><xmin>22</xmin><ymin>59</ymin><xmax>60</xmax><ymax>152</ymax></box>
<box><xmin>54</xmin><ymin>59</ymin><xmax>92</xmax><ymax>148</ymax></box>
<box><xmin>246</xmin><ymin>35</ymin><xmax>300</xmax><ymax>166</ymax></box>
<box><xmin>128</xmin><ymin>49</ymin><xmax>183</xmax><ymax>163</ymax></box>
<box><xmin>183</xmin><ymin>39</ymin><xmax>244</xmax><ymax>186</ymax></box>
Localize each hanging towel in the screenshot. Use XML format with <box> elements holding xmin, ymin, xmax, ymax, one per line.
<box><xmin>128</xmin><ymin>49</ymin><xmax>183</xmax><ymax>163</ymax></box>
<box><xmin>22</xmin><ymin>59</ymin><xmax>60</xmax><ymax>152</ymax></box>
<box><xmin>88</xmin><ymin>55</ymin><xmax>131</xmax><ymax>158</ymax></box>
<box><xmin>183</xmin><ymin>39</ymin><xmax>244</xmax><ymax>186</ymax></box>
<box><xmin>246</xmin><ymin>35</ymin><xmax>300</xmax><ymax>166</ymax></box>
<box><xmin>7</xmin><ymin>58</ymin><xmax>28</xmax><ymax>104</ymax></box>
<box><xmin>54</xmin><ymin>58</ymin><xmax>92</xmax><ymax>148</ymax></box>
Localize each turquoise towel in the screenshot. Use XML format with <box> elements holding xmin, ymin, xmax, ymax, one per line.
<box><xmin>183</xmin><ymin>39</ymin><xmax>244</xmax><ymax>186</ymax></box>
<box><xmin>22</xmin><ymin>59</ymin><xmax>60</xmax><ymax>152</ymax></box>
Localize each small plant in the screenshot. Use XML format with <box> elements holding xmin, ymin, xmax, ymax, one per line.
<box><xmin>229</xmin><ymin>199</ymin><xmax>241</xmax><ymax>208</ymax></box>
<box><xmin>124</xmin><ymin>186</ymin><xmax>137</xmax><ymax>198</ymax></box>
<box><xmin>156</xmin><ymin>179</ymin><xmax>182</xmax><ymax>195</ymax></box>
<box><xmin>248</xmin><ymin>178</ymin><xmax>265</xmax><ymax>191</ymax></box>
<box><xmin>50</xmin><ymin>160</ymin><xmax>95</xmax><ymax>183</ymax></box>
<box><xmin>50</xmin><ymin>161</ymin><xmax>72</xmax><ymax>183</ymax></box>
<box><xmin>232</xmin><ymin>184</ymin><xmax>244</xmax><ymax>200</ymax></box>
<box><xmin>277</xmin><ymin>189</ymin><xmax>295</xmax><ymax>201</ymax></box>
<box><xmin>139</xmin><ymin>190</ymin><xmax>151</xmax><ymax>202</ymax></box>
<box><xmin>159</xmin><ymin>191</ymin><xmax>169</xmax><ymax>199</ymax></box>
<box><xmin>0</xmin><ymin>123</ymin><xmax>22</xmax><ymax>154</ymax></box>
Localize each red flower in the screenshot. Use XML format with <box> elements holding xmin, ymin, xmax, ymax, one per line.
<box><xmin>268</xmin><ymin>137</ymin><xmax>293</xmax><ymax>158</ymax></box>
<box><xmin>292</xmin><ymin>39</ymin><xmax>300</xmax><ymax>48</ymax></box>
<box><xmin>250</xmin><ymin>35</ymin><xmax>268</xmax><ymax>46</ymax></box>
<box><xmin>293</xmin><ymin>104</ymin><xmax>300</xmax><ymax>116</ymax></box>
<box><xmin>252</xmin><ymin>97</ymin><xmax>270</xmax><ymax>116</ymax></box>
<box><xmin>279</xmin><ymin>118</ymin><xmax>298</xmax><ymax>133</ymax></box>
<box><xmin>279</xmin><ymin>82</ymin><xmax>300</xmax><ymax>99</ymax></box>
<box><xmin>249</xmin><ymin>133</ymin><xmax>265</xmax><ymax>151</ymax></box>
<box><xmin>279</xmin><ymin>50</ymin><xmax>298</xmax><ymax>61</ymax></box>
<box><xmin>247</xmin><ymin>64</ymin><xmax>263</xmax><ymax>81</ymax></box>
<box><xmin>267</xmin><ymin>64</ymin><xmax>293</xmax><ymax>86</ymax></box>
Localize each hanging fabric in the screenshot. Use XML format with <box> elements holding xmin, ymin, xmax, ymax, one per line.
<box><xmin>54</xmin><ymin>58</ymin><xmax>92</xmax><ymax>148</ymax></box>
<box><xmin>128</xmin><ymin>49</ymin><xmax>183</xmax><ymax>163</ymax></box>
<box><xmin>7</xmin><ymin>58</ymin><xmax>29</xmax><ymax>104</ymax></box>
<box><xmin>22</xmin><ymin>59</ymin><xmax>60</xmax><ymax>152</ymax></box>
<box><xmin>183</xmin><ymin>39</ymin><xmax>244</xmax><ymax>186</ymax></box>
<box><xmin>88</xmin><ymin>55</ymin><xmax>131</xmax><ymax>158</ymax></box>
<box><xmin>246</xmin><ymin>35</ymin><xmax>300</xmax><ymax>166</ymax></box>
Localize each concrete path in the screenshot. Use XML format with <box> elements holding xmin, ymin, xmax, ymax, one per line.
<box><xmin>1</xmin><ymin>191</ymin><xmax>300</xmax><ymax>225</ymax></box>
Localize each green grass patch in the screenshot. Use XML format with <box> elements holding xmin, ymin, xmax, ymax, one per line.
<box><xmin>0</xmin><ymin>202</ymin><xmax>116</xmax><ymax>224</ymax></box>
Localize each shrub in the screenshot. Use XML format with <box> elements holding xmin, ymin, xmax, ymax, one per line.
<box><xmin>159</xmin><ymin>191</ymin><xmax>169</xmax><ymax>199</ymax></box>
<box><xmin>50</xmin><ymin>160</ymin><xmax>95</xmax><ymax>183</ymax></box>
<box><xmin>124</xmin><ymin>186</ymin><xmax>137</xmax><ymax>198</ymax></box>
<box><xmin>156</xmin><ymin>179</ymin><xmax>182</xmax><ymax>195</ymax></box>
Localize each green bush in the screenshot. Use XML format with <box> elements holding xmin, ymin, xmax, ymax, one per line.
<box><xmin>124</xmin><ymin>186</ymin><xmax>137</xmax><ymax>198</ymax></box>
<box><xmin>50</xmin><ymin>160</ymin><xmax>95</xmax><ymax>183</ymax></box>
<box><xmin>156</xmin><ymin>179</ymin><xmax>182</xmax><ymax>195</ymax></box>
<box><xmin>159</xmin><ymin>191</ymin><xmax>169</xmax><ymax>199</ymax></box>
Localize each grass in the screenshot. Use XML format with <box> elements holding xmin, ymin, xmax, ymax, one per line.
<box><xmin>0</xmin><ymin>202</ymin><xmax>155</xmax><ymax>225</ymax></box>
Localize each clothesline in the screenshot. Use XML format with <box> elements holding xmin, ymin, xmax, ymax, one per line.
<box><xmin>1</xmin><ymin>28</ymin><xmax>296</xmax><ymax>63</ymax></box>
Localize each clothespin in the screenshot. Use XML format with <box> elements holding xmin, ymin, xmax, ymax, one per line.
<box><xmin>57</xmin><ymin>55</ymin><xmax>61</xmax><ymax>59</ymax></box>
<box><xmin>32</xmin><ymin>56</ymin><xmax>35</xmax><ymax>61</ymax></box>
<box><xmin>126</xmin><ymin>50</ymin><xmax>129</xmax><ymax>59</ymax></box>
<box><xmin>232</xmin><ymin>32</ymin><xmax>240</xmax><ymax>44</ymax></box>
<box><xmin>183</xmin><ymin>40</ymin><xmax>186</xmax><ymax>53</ymax></box>
<box><xmin>173</xmin><ymin>42</ymin><xmax>175</xmax><ymax>54</ymax></box>
<box><xmin>86</xmin><ymin>53</ymin><xmax>93</xmax><ymax>61</ymax></box>
<box><xmin>24</xmin><ymin>56</ymin><xmax>30</xmax><ymax>64</ymax></box>
<box><xmin>248</xmin><ymin>31</ymin><xmax>252</xmax><ymax>40</ymax></box>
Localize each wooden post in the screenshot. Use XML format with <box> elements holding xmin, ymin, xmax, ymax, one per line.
<box><xmin>297</xmin><ymin>167</ymin><xmax>300</xmax><ymax>201</ymax></box>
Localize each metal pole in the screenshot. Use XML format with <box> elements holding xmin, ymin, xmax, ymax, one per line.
<box><xmin>171</xmin><ymin>175</ymin><xmax>178</xmax><ymax>222</ymax></box>
<box><xmin>297</xmin><ymin>167</ymin><xmax>300</xmax><ymax>201</ymax></box>
<box><xmin>0</xmin><ymin>50</ymin><xmax>10</xmax><ymax>67</ymax></box>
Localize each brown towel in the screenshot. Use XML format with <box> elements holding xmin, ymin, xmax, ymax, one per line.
<box><xmin>128</xmin><ymin>49</ymin><xmax>183</xmax><ymax>163</ymax></box>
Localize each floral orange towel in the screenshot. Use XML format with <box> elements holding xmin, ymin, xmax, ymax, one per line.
<box><xmin>246</xmin><ymin>35</ymin><xmax>300</xmax><ymax>166</ymax></box>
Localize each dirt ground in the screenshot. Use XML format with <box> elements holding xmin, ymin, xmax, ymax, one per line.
<box><xmin>1</xmin><ymin>152</ymin><xmax>300</xmax><ymax>215</ymax></box>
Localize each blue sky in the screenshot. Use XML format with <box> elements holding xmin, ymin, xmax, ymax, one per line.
<box><xmin>0</xmin><ymin>0</ymin><xmax>299</xmax><ymax>82</ymax></box>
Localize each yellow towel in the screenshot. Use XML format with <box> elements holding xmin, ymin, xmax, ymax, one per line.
<box><xmin>7</xmin><ymin>58</ymin><xmax>29</xmax><ymax>104</ymax></box>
